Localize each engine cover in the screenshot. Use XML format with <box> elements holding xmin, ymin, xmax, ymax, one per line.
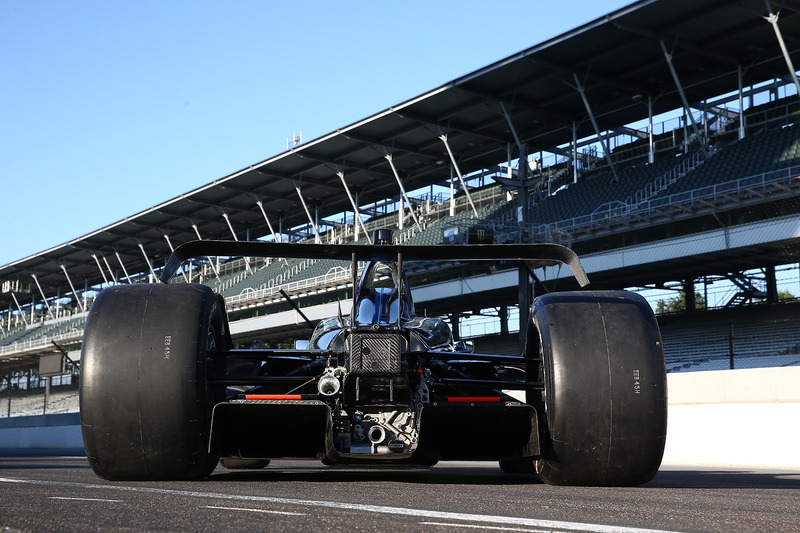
<box><xmin>349</xmin><ymin>333</ymin><xmax>401</xmax><ymax>374</ymax></box>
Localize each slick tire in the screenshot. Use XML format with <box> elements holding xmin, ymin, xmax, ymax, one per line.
<box><xmin>80</xmin><ymin>283</ymin><xmax>227</xmax><ymax>481</ymax></box>
<box><xmin>528</xmin><ymin>290</ymin><xmax>667</xmax><ymax>486</ymax></box>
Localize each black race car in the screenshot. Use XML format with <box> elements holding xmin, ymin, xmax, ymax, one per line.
<box><xmin>80</xmin><ymin>229</ymin><xmax>666</xmax><ymax>486</ymax></box>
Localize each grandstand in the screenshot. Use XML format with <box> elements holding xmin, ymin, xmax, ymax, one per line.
<box><xmin>3</xmin><ymin>0</ymin><xmax>800</xmax><ymax>416</ymax></box>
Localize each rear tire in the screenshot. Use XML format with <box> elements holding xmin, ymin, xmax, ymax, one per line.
<box><xmin>80</xmin><ymin>283</ymin><xmax>227</xmax><ymax>480</ymax></box>
<box><xmin>528</xmin><ymin>290</ymin><xmax>667</xmax><ymax>486</ymax></box>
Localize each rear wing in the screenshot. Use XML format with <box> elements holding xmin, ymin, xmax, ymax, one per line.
<box><xmin>160</xmin><ymin>239</ymin><xmax>590</xmax><ymax>287</ymax></box>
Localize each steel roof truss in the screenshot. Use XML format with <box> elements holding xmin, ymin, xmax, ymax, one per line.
<box><xmin>439</xmin><ymin>134</ymin><xmax>478</xmax><ymax>219</ymax></box>
<box><xmin>91</xmin><ymin>254</ymin><xmax>109</xmax><ymax>286</ymax></box>
<box><xmin>764</xmin><ymin>7</ymin><xmax>800</xmax><ymax>97</ymax></box>
<box><xmin>337</xmin><ymin>171</ymin><xmax>371</xmax><ymax>244</ymax></box>
<box><xmin>163</xmin><ymin>234</ymin><xmax>190</xmax><ymax>283</ymax></box>
<box><xmin>59</xmin><ymin>264</ymin><xmax>85</xmax><ymax>314</ymax></box>
<box><xmin>384</xmin><ymin>153</ymin><xmax>422</xmax><ymax>231</ymax></box>
<box><xmin>255</xmin><ymin>200</ymin><xmax>280</xmax><ymax>243</ymax></box>
<box><xmin>221</xmin><ymin>212</ymin><xmax>252</xmax><ymax>272</ymax></box>
<box><xmin>137</xmin><ymin>243</ymin><xmax>157</xmax><ymax>283</ymax></box>
<box><xmin>571</xmin><ymin>72</ymin><xmax>620</xmax><ymax>183</ymax></box>
<box><xmin>659</xmin><ymin>40</ymin><xmax>708</xmax><ymax>153</ymax></box>
<box><xmin>294</xmin><ymin>183</ymin><xmax>321</xmax><ymax>243</ymax></box>
<box><xmin>30</xmin><ymin>274</ymin><xmax>52</xmax><ymax>320</ymax></box>
<box><xmin>191</xmin><ymin>224</ymin><xmax>219</xmax><ymax>278</ymax></box>
<box><xmin>114</xmin><ymin>251</ymin><xmax>133</xmax><ymax>285</ymax></box>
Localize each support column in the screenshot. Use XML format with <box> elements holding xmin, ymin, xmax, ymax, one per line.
<box><xmin>439</xmin><ymin>134</ymin><xmax>479</xmax><ymax>218</ymax></box>
<box><xmin>10</xmin><ymin>293</ymin><xmax>29</xmax><ymax>326</ymax></box>
<box><xmin>765</xmin><ymin>265</ymin><xmax>778</xmax><ymax>303</ymax></box>
<box><xmin>137</xmin><ymin>243</ymin><xmax>158</xmax><ymax>283</ymax></box>
<box><xmin>101</xmin><ymin>256</ymin><xmax>116</xmax><ymax>285</ymax></box>
<box><xmin>648</xmin><ymin>96</ymin><xmax>655</xmax><ymax>164</ymax></box>
<box><xmin>115</xmin><ymin>251</ymin><xmax>133</xmax><ymax>284</ymax></box>
<box><xmin>659</xmin><ymin>40</ymin><xmax>707</xmax><ymax>153</ymax></box>
<box><xmin>517</xmin><ymin>143</ymin><xmax>529</xmax><ymax>242</ymax></box>
<box><xmin>163</xmin><ymin>234</ymin><xmax>190</xmax><ymax>283</ymax></box>
<box><xmin>572</xmin><ymin>73</ymin><xmax>620</xmax><ymax>182</ymax></box>
<box><xmin>222</xmin><ymin>212</ymin><xmax>251</xmax><ymax>272</ymax></box>
<box><xmin>91</xmin><ymin>254</ymin><xmax>109</xmax><ymax>286</ymax></box>
<box><xmin>385</xmin><ymin>154</ymin><xmax>422</xmax><ymax>230</ymax></box>
<box><xmin>518</xmin><ymin>266</ymin><xmax>531</xmax><ymax>354</ymax></box>
<box><xmin>572</xmin><ymin>121</ymin><xmax>579</xmax><ymax>183</ymax></box>
<box><xmin>30</xmin><ymin>274</ymin><xmax>52</xmax><ymax>319</ymax></box>
<box><xmin>294</xmin><ymin>183</ymin><xmax>321</xmax><ymax>243</ymax></box>
<box><xmin>684</xmin><ymin>279</ymin><xmax>696</xmax><ymax>314</ymax></box>
<box><xmin>449</xmin><ymin>313</ymin><xmax>460</xmax><ymax>340</ymax></box>
<box><xmin>192</xmin><ymin>223</ymin><xmax>220</xmax><ymax>278</ymax></box>
<box><xmin>337</xmin><ymin>171</ymin><xmax>371</xmax><ymax>244</ymax></box>
<box><xmin>765</xmin><ymin>7</ymin><xmax>800</xmax><ymax>98</ymax></box>
<box><xmin>499</xmin><ymin>305</ymin><xmax>509</xmax><ymax>336</ymax></box>
<box><xmin>44</xmin><ymin>376</ymin><xmax>50</xmax><ymax>415</ymax></box>
<box><xmin>449</xmin><ymin>165</ymin><xmax>456</xmax><ymax>217</ymax></box>
<box><xmin>255</xmin><ymin>200</ymin><xmax>280</xmax><ymax>242</ymax></box>
<box><xmin>59</xmin><ymin>264</ymin><xmax>85</xmax><ymax>313</ymax></box>
<box><xmin>738</xmin><ymin>66</ymin><xmax>746</xmax><ymax>140</ymax></box>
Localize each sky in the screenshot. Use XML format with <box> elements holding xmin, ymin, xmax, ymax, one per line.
<box><xmin>1</xmin><ymin>1</ymin><xmax>633</xmax><ymax>267</ymax></box>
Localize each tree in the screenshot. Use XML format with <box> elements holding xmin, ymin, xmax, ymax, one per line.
<box><xmin>655</xmin><ymin>292</ymin><xmax>705</xmax><ymax>314</ymax></box>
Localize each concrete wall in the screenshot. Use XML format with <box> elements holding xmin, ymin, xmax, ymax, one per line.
<box><xmin>2</xmin><ymin>367</ymin><xmax>799</xmax><ymax>469</ymax></box>
<box><xmin>0</xmin><ymin>413</ymin><xmax>83</xmax><ymax>452</ymax></box>
<box><xmin>662</xmin><ymin>366</ymin><xmax>800</xmax><ymax>469</ymax></box>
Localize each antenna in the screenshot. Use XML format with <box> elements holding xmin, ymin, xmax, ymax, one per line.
<box><xmin>286</xmin><ymin>131</ymin><xmax>302</xmax><ymax>149</ymax></box>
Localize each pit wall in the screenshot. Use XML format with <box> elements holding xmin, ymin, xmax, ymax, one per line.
<box><xmin>0</xmin><ymin>412</ymin><xmax>83</xmax><ymax>453</ymax></box>
<box><xmin>661</xmin><ymin>366</ymin><xmax>800</xmax><ymax>469</ymax></box>
<box><xmin>1</xmin><ymin>368</ymin><xmax>799</xmax><ymax>469</ymax></box>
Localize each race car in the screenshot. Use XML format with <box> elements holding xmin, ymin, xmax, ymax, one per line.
<box><xmin>79</xmin><ymin>229</ymin><xmax>667</xmax><ymax>486</ymax></box>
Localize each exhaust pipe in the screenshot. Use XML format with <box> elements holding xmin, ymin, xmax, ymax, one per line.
<box><xmin>368</xmin><ymin>424</ymin><xmax>386</xmax><ymax>444</ymax></box>
<box><xmin>317</xmin><ymin>369</ymin><xmax>341</xmax><ymax>396</ymax></box>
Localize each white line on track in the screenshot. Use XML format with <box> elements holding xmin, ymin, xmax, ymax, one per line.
<box><xmin>49</xmin><ymin>496</ymin><xmax>123</xmax><ymax>503</ymax></box>
<box><xmin>421</xmin><ymin>521</ymin><xmax>550</xmax><ymax>532</ymax></box>
<box><xmin>0</xmin><ymin>477</ymin><xmax>679</xmax><ymax>533</ymax></box>
<box><xmin>203</xmin><ymin>505</ymin><xmax>305</xmax><ymax>516</ymax></box>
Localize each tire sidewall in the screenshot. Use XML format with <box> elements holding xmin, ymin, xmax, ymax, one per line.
<box><xmin>531</xmin><ymin>290</ymin><xmax>667</xmax><ymax>486</ymax></box>
<box><xmin>80</xmin><ymin>283</ymin><xmax>225</xmax><ymax>480</ymax></box>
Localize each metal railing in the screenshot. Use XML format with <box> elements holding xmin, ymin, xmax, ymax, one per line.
<box><xmin>533</xmin><ymin>165</ymin><xmax>800</xmax><ymax>239</ymax></box>
<box><xmin>0</xmin><ymin>327</ymin><xmax>84</xmax><ymax>357</ymax></box>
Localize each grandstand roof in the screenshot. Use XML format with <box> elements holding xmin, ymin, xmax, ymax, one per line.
<box><xmin>3</xmin><ymin>0</ymin><xmax>800</xmax><ymax>308</ymax></box>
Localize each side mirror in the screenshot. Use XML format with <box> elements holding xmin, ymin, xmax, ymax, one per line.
<box><xmin>454</xmin><ymin>340</ymin><xmax>474</xmax><ymax>353</ymax></box>
<box><xmin>295</xmin><ymin>339</ymin><xmax>310</xmax><ymax>349</ymax></box>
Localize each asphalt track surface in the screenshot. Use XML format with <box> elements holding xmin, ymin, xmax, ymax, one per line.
<box><xmin>0</xmin><ymin>455</ymin><xmax>798</xmax><ymax>532</ymax></box>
